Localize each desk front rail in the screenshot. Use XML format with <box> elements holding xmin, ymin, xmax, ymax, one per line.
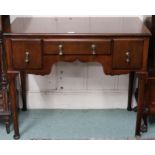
<box><xmin>4</xmin><ymin>36</ymin><xmax>150</xmax><ymax>75</ymax></box>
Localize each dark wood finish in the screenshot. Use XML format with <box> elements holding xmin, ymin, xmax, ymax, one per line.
<box><xmin>152</xmin><ymin>16</ymin><xmax>155</xmax><ymax>69</ymax></box>
<box><xmin>43</xmin><ymin>39</ymin><xmax>111</xmax><ymax>55</ymax></box>
<box><xmin>0</xmin><ymin>93</ymin><xmax>3</xmax><ymax>111</ymax></box>
<box><xmin>135</xmin><ymin>72</ymin><xmax>147</xmax><ymax>136</ymax></box>
<box><xmin>142</xmin><ymin>76</ymin><xmax>155</xmax><ymax>115</ymax></box>
<box><xmin>127</xmin><ymin>72</ymin><xmax>135</xmax><ymax>111</ymax></box>
<box><xmin>8</xmin><ymin>72</ymin><xmax>20</xmax><ymax>139</ymax></box>
<box><xmin>149</xmin><ymin>16</ymin><xmax>155</xmax><ymax>70</ymax></box>
<box><xmin>138</xmin><ymin>16</ymin><xmax>155</xmax><ymax>133</ymax></box>
<box><xmin>11</xmin><ymin>39</ymin><xmax>42</xmax><ymax>69</ymax></box>
<box><xmin>0</xmin><ymin>16</ymin><xmax>27</xmax><ymax>137</ymax></box>
<box><xmin>1</xmin><ymin>15</ymin><xmax>10</xmax><ymax>33</ymax></box>
<box><xmin>4</xmin><ymin>36</ymin><xmax>150</xmax><ymax>76</ymax></box>
<box><xmin>147</xmin><ymin>78</ymin><xmax>155</xmax><ymax>114</ymax></box>
<box><xmin>0</xmin><ymin>15</ymin><xmax>11</xmax><ymax>134</ymax></box>
<box><xmin>132</xmin><ymin>16</ymin><xmax>155</xmax><ymax>135</ymax></box>
<box><xmin>20</xmin><ymin>71</ymin><xmax>27</xmax><ymax>111</ymax></box>
<box><xmin>112</xmin><ymin>39</ymin><xmax>144</xmax><ymax>69</ymax></box>
<box><xmin>2</xmin><ymin>16</ymin><xmax>151</xmax><ymax>139</ymax></box>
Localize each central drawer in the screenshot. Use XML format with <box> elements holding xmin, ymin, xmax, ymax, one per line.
<box><xmin>43</xmin><ymin>39</ymin><xmax>112</xmax><ymax>55</ymax></box>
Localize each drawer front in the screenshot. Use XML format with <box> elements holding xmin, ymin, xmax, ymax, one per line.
<box><xmin>11</xmin><ymin>39</ymin><xmax>42</xmax><ymax>69</ymax></box>
<box><xmin>43</xmin><ymin>39</ymin><xmax>111</xmax><ymax>55</ymax></box>
<box><xmin>112</xmin><ymin>39</ymin><xmax>144</xmax><ymax>69</ymax></box>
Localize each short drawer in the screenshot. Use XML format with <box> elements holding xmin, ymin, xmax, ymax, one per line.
<box><xmin>112</xmin><ymin>39</ymin><xmax>144</xmax><ymax>69</ymax></box>
<box><xmin>43</xmin><ymin>39</ymin><xmax>111</xmax><ymax>55</ymax></box>
<box><xmin>11</xmin><ymin>39</ymin><xmax>42</xmax><ymax>69</ymax></box>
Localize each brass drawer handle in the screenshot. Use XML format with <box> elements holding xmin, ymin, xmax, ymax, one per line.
<box><xmin>126</xmin><ymin>58</ymin><xmax>130</xmax><ymax>63</ymax></box>
<box><xmin>58</xmin><ymin>44</ymin><xmax>63</xmax><ymax>55</ymax></box>
<box><xmin>91</xmin><ymin>44</ymin><xmax>96</xmax><ymax>55</ymax></box>
<box><xmin>25</xmin><ymin>51</ymin><xmax>30</xmax><ymax>64</ymax></box>
<box><xmin>125</xmin><ymin>51</ymin><xmax>130</xmax><ymax>64</ymax></box>
<box><xmin>125</xmin><ymin>52</ymin><xmax>130</xmax><ymax>57</ymax></box>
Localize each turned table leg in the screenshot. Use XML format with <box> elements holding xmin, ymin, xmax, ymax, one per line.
<box><xmin>20</xmin><ymin>71</ymin><xmax>27</xmax><ymax>111</ymax></box>
<box><xmin>127</xmin><ymin>72</ymin><xmax>135</xmax><ymax>111</ymax></box>
<box><xmin>135</xmin><ymin>73</ymin><xmax>147</xmax><ymax>137</ymax></box>
<box><xmin>8</xmin><ymin>72</ymin><xmax>20</xmax><ymax>139</ymax></box>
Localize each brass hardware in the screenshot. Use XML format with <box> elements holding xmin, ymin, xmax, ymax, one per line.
<box><xmin>91</xmin><ymin>44</ymin><xmax>96</xmax><ymax>55</ymax></box>
<box><xmin>25</xmin><ymin>51</ymin><xmax>30</xmax><ymax>64</ymax></box>
<box><xmin>126</xmin><ymin>58</ymin><xmax>130</xmax><ymax>63</ymax></box>
<box><xmin>125</xmin><ymin>52</ymin><xmax>130</xmax><ymax>56</ymax></box>
<box><xmin>58</xmin><ymin>44</ymin><xmax>63</xmax><ymax>55</ymax></box>
<box><xmin>125</xmin><ymin>51</ymin><xmax>130</xmax><ymax>64</ymax></box>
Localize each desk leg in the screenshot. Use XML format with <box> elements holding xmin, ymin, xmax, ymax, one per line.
<box><xmin>141</xmin><ymin>113</ymin><xmax>148</xmax><ymax>133</ymax></box>
<box><xmin>8</xmin><ymin>73</ymin><xmax>20</xmax><ymax>139</ymax></box>
<box><xmin>135</xmin><ymin>73</ymin><xmax>147</xmax><ymax>137</ymax></box>
<box><xmin>5</xmin><ymin>116</ymin><xmax>10</xmax><ymax>134</ymax></box>
<box><xmin>127</xmin><ymin>72</ymin><xmax>135</xmax><ymax>111</ymax></box>
<box><xmin>20</xmin><ymin>71</ymin><xmax>27</xmax><ymax>111</ymax></box>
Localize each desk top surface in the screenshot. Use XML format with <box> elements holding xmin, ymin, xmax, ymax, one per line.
<box><xmin>9</xmin><ymin>17</ymin><xmax>151</xmax><ymax>36</ymax></box>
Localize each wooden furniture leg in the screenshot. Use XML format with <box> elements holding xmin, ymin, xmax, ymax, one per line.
<box><xmin>5</xmin><ymin>116</ymin><xmax>10</xmax><ymax>134</ymax></box>
<box><xmin>141</xmin><ymin>89</ymin><xmax>149</xmax><ymax>133</ymax></box>
<box><xmin>8</xmin><ymin>72</ymin><xmax>20</xmax><ymax>139</ymax></box>
<box><xmin>127</xmin><ymin>72</ymin><xmax>135</xmax><ymax>111</ymax></box>
<box><xmin>135</xmin><ymin>72</ymin><xmax>147</xmax><ymax>136</ymax></box>
<box><xmin>20</xmin><ymin>71</ymin><xmax>27</xmax><ymax>111</ymax></box>
<box><xmin>140</xmin><ymin>113</ymin><xmax>148</xmax><ymax>133</ymax></box>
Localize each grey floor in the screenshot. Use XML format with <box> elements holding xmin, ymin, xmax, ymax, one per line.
<box><xmin>0</xmin><ymin>109</ymin><xmax>155</xmax><ymax>140</ymax></box>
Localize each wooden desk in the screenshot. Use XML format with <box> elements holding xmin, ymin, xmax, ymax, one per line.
<box><xmin>2</xmin><ymin>16</ymin><xmax>151</xmax><ymax>139</ymax></box>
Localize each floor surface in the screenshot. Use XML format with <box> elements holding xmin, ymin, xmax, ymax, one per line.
<box><xmin>0</xmin><ymin>109</ymin><xmax>155</xmax><ymax>140</ymax></box>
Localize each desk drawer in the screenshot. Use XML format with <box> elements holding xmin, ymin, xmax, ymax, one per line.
<box><xmin>11</xmin><ymin>39</ymin><xmax>42</xmax><ymax>69</ymax></box>
<box><xmin>43</xmin><ymin>39</ymin><xmax>111</xmax><ymax>55</ymax></box>
<box><xmin>112</xmin><ymin>39</ymin><xmax>144</xmax><ymax>69</ymax></box>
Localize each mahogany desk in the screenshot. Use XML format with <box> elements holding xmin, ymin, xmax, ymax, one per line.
<box><xmin>2</xmin><ymin>16</ymin><xmax>151</xmax><ymax>139</ymax></box>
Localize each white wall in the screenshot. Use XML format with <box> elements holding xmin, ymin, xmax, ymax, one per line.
<box><xmin>11</xmin><ymin>15</ymin><xmax>144</xmax><ymax>109</ymax></box>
